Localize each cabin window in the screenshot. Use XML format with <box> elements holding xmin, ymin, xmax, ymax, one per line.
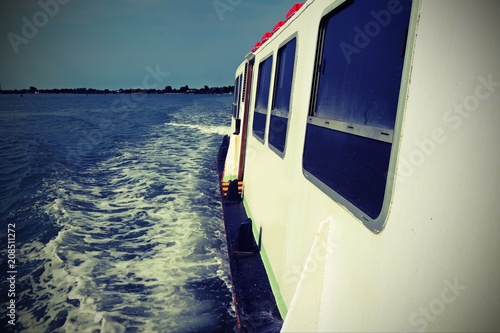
<box><xmin>232</xmin><ymin>74</ymin><xmax>242</xmax><ymax>119</ymax></box>
<box><xmin>253</xmin><ymin>55</ymin><xmax>273</xmax><ymax>141</ymax></box>
<box><xmin>269</xmin><ymin>37</ymin><xmax>297</xmax><ymax>155</ymax></box>
<box><xmin>303</xmin><ymin>0</ymin><xmax>412</xmax><ymax>229</ymax></box>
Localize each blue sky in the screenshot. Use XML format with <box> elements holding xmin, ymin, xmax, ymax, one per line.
<box><xmin>0</xmin><ymin>0</ymin><xmax>296</xmax><ymax>90</ymax></box>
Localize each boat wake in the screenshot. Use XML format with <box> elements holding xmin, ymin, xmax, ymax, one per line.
<box><xmin>12</xmin><ymin>123</ymin><xmax>235</xmax><ymax>332</ymax></box>
<box><xmin>165</xmin><ymin>122</ymin><xmax>231</xmax><ymax>136</ymax></box>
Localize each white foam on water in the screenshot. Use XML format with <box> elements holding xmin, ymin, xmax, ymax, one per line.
<box><xmin>165</xmin><ymin>122</ymin><xmax>231</xmax><ymax>136</ymax></box>
<box><xmin>16</xmin><ymin>123</ymin><xmax>234</xmax><ymax>332</ymax></box>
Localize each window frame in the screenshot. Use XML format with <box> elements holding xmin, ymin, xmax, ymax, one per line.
<box><xmin>303</xmin><ymin>0</ymin><xmax>416</xmax><ymax>233</ymax></box>
<box><xmin>269</xmin><ymin>35</ymin><xmax>298</xmax><ymax>157</ymax></box>
<box><xmin>232</xmin><ymin>74</ymin><xmax>242</xmax><ymax>119</ymax></box>
<box><xmin>252</xmin><ymin>53</ymin><xmax>274</xmax><ymax>143</ymax></box>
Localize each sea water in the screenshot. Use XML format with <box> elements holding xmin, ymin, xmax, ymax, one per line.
<box><xmin>0</xmin><ymin>93</ymin><xmax>235</xmax><ymax>332</ymax></box>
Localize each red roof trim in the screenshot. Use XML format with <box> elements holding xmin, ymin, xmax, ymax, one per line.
<box><xmin>251</xmin><ymin>3</ymin><xmax>305</xmax><ymax>52</ymax></box>
<box><xmin>261</xmin><ymin>32</ymin><xmax>273</xmax><ymax>43</ymax></box>
<box><xmin>272</xmin><ymin>21</ymin><xmax>285</xmax><ymax>33</ymax></box>
<box><xmin>285</xmin><ymin>2</ymin><xmax>305</xmax><ymax>21</ymax></box>
<box><xmin>251</xmin><ymin>41</ymin><xmax>262</xmax><ymax>53</ymax></box>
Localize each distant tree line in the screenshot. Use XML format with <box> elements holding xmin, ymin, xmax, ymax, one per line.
<box><xmin>0</xmin><ymin>85</ymin><xmax>234</xmax><ymax>95</ymax></box>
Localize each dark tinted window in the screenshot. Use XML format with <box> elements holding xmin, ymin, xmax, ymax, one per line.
<box><xmin>304</xmin><ymin>124</ymin><xmax>392</xmax><ymax>218</ymax></box>
<box><xmin>269</xmin><ymin>38</ymin><xmax>297</xmax><ymax>154</ymax></box>
<box><xmin>253</xmin><ymin>56</ymin><xmax>273</xmax><ymax>140</ymax></box>
<box><xmin>304</xmin><ymin>0</ymin><xmax>412</xmax><ymax>223</ymax></box>
<box><xmin>312</xmin><ymin>0</ymin><xmax>410</xmax><ymax>129</ymax></box>
<box><xmin>232</xmin><ymin>74</ymin><xmax>241</xmax><ymax>118</ymax></box>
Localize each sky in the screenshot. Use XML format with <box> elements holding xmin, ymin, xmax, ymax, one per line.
<box><xmin>0</xmin><ymin>0</ymin><xmax>297</xmax><ymax>90</ymax></box>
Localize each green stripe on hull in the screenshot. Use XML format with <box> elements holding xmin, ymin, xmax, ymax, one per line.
<box><xmin>243</xmin><ymin>197</ymin><xmax>288</xmax><ymax>319</ymax></box>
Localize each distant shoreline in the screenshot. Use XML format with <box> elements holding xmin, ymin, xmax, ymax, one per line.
<box><xmin>0</xmin><ymin>85</ymin><xmax>234</xmax><ymax>95</ymax></box>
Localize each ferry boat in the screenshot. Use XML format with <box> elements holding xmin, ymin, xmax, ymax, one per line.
<box><xmin>217</xmin><ymin>0</ymin><xmax>500</xmax><ymax>331</ymax></box>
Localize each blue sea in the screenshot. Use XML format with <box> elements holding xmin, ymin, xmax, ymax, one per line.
<box><xmin>0</xmin><ymin>93</ymin><xmax>236</xmax><ymax>332</ymax></box>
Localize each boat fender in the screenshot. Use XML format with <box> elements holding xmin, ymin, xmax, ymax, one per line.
<box><xmin>225</xmin><ymin>179</ymin><xmax>242</xmax><ymax>204</ymax></box>
<box><xmin>233</xmin><ymin>218</ymin><xmax>258</xmax><ymax>254</ymax></box>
